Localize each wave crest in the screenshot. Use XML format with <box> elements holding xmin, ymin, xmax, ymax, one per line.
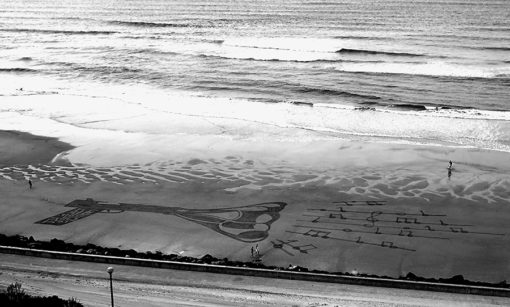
<box><xmin>0</xmin><ymin>68</ymin><xmax>37</xmax><ymax>73</ymax></box>
<box><xmin>296</xmin><ymin>86</ymin><xmax>381</xmax><ymax>100</ymax></box>
<box><xmin>108</xmin><ymin>20</ymin><xmax>204</xmax><ymax>28</ymax></box>
<box><xmin>0</xmin><ymin>28</ymin><xmax>116</xmax><ymax>35</ymax></box>
<box><xmin>336</xmin><ymin>48</ymin><xmax>424</xmax><ymax>57</ymax></box>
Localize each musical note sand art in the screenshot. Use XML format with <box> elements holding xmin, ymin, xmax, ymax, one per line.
<box><xmin>283</xmin><ymin>200</ymin><xmax>504</xmax><ymax>254</ymax></box>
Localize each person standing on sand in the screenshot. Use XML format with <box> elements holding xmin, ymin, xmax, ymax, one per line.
<box><xmin>449</xmin><ymin>160</ymin><xmax>453</xmax><ymax>169</ymax></box>
<box><xmin>28</xmin><ymin>179</ymin><xmax>32</xmax><ymax>189</ymax></box>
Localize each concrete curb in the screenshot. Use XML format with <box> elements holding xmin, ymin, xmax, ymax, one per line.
<box><xmin>1</xmin><ymin>245</ymin><xmax>509</xmax><ymax>297</ymax></box>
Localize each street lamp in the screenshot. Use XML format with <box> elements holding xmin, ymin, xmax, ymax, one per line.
<box><xmin>106</xmin><ymin>267</ymin><xmax>114</xmax><ymax>307</ymax></box>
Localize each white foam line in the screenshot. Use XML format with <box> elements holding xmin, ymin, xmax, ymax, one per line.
<box><xmin>314</xmin><ymin>102</ymin><xmax>510</xmax><ymax>121</ymax></box>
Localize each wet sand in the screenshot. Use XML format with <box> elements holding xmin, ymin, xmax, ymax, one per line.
<box><xmin>0</xmin><ymin>130</ymin><xmax>73</xmax><ymax>167</ymax></box>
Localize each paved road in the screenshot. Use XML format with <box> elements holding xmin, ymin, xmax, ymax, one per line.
<box><xmin>0</xmin><ymin>254</ymin><xmax>508</xmax><ymax>307</ymax></box>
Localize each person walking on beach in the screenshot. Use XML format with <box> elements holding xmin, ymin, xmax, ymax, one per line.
<box><xmin>448</xmin><ymin>160</ymin><xmax>453</xmax><ymax>169</ymax></box>
<box><xmin>28</xmin><ymin>179</ymin><xmax>32</xmax><ymax>189</ymax></box>
<box><xmin>251</xmin><ymin>246</ymin><xmax>254</xmax><ymax>258</ymax></box>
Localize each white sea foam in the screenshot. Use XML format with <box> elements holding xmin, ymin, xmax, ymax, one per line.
<box><xmin>136</xmin><ymin>37</ymin><xmax>510</xmax><ymax>78</ymax></box>
<box><xmin>314</xmin><ymin>103</ymin><xmax>510</xmax><ymax>121</ymax></box>
<box><xmin>333</xmin><ymin>61</ymin><xmax>510</xmax><ymax>79</ymax></box>
<box><xmin>1</xmin><ymin>74</ymin><xmax>509</xmax><ymax>167</ymax></box>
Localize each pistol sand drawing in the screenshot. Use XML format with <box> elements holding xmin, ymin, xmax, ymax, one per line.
<box><xmin>36</xmin><ymin>198</ymin><xmax>287</xmax><ymax>243</ymax></box>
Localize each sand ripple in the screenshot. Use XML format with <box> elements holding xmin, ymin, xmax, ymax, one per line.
<box><xmin>0</xmin><ymin>156</ymin><xmax>508</xmax><ymax>204</ymax></box>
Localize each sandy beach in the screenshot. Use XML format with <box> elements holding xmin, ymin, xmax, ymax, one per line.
<box><xmin>0</xmin><ymin>125</ymin><xmax>509</xmax><ymax>285</ymax></box>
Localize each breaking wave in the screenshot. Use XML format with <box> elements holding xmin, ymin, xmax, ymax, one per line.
<box><xmin>108</xmin><ymin>20</ymin><xmax>204</xmax><ymax>28</ymax></box>
<box><xmin>332</xmin><ymin>62</ymin><xmax>510</xmax><ymax>79</ymax></box>
<box><xmin>0</xmin><ymin>68</ymin><xmax>37</xmax><ymax>73</ymax></box>
<box><xmin>0</xmin><ymin>28</ymin><xmax>116</xmax><ymax>35</ymax></box>
<box><xmin>335</xmin><ymin>48</ymin><xmax>425</xmax><ymax>57</ymax></box>
<box><xmin>485</xmin><ymin>47</ymin><xmax>510</xmax><ymax>51</ymax></box>
<box><xmin>295</xmin><ymin>86</ymin><xmax>381</xmax><ymax>100</ymax></box>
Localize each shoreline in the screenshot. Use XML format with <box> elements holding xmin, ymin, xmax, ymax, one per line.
<box><xmin>1</xmin><ymin>85</ymin><xmax>509</xmax><ymax>168</ymax></box>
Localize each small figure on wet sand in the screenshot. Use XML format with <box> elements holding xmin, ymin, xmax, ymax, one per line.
<box><xmin>28</xmin><ymin>179</ymin><xmax>32</xmax><ymax>189</ymax></box>
<box><xmin>447</xmin><ymin>160</ymin><xmax>453</xmax><ymax>178</ymax></box>
<box><xmin>251</xmin><ymin>244</ymin><xmax>261</xmax><ymax>262</ymax></box>
<box><xmin>448</xmin><ymin>160</ymin><xmax>453</xmax><ymax>169</ymax></box>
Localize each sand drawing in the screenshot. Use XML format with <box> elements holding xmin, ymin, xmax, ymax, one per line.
<box><xmin>270</xmin><ymin>239</ymin><xmax>317</xmax><ymax>256</ymax></box>
<box><xmin>285</xmin><ymin>228</ymin><xmax>416</xmax><ymax>252</ymax></box>
<box><xmin>36</xmin><ymin>198</ymin><xmax>287</xmax><ymax>243</ymax></box>
<box><xmin>35</xmin><ymin>198</ymin><xmax>505</xmax><ymax>256</ymax></box>
<box><xmin>290</xmin><ymin>200</ymin><xmax>504</xmax><ymax>253</ymax></box>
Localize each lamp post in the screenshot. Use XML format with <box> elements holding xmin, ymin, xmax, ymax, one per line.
<box><xmin>106</xmin><ymin>267</ymin><xmax>114</xmax><ymax>307</ymax></box>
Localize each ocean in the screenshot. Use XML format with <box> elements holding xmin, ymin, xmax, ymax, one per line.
<box><xmin>1</xmin><ymin>0</ymin><xmax>509</xmax><ymax>154</ymax></box>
